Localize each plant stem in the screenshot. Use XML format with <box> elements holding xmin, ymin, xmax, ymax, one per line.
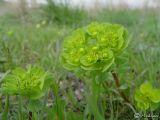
<box><xmin>18</xmin><ymin>95</ymin><xmax>22</xmax><ymax>120</ymax></box>
<box><xmin>28</xmin><ymin>111</ymin><xmax>32</xmax><ymax>120</ymax></box>
<box><xmin>111</xmin><ymin>71</ymin><xmax>130</xmax><ymax>103</ymax></box>
<box><xmin>0</xmin><ymin>95</ymin><xmax>2</xmax><ymax>112</ymax></box>
<box><xmin>2</xmin><ymin>95</ymin><xmax>9</xmax><ymax>120</ymax></box>
<box><xmin>87</xmin><ymin>74</ymin><xmax>105</xmax><ymax>120</ymax></box>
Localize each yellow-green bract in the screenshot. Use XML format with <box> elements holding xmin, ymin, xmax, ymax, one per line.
<box><xmin>61</xmin><ymin>22</ymin><xmax>128</xmax><ymax>72</ymax></box>
<box><xmin>134</xmin><ymin>82</ymin><xmax>160</xmax><ymax>111</ymax></box>
<box><xmin>1</xmin><ymin>66</ymin><xmax>52</xmax><ymax>100</ymax></box>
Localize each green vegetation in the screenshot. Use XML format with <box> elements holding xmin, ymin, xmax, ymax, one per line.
<box><xmin>1</xmin><ymin>66</ymin><xmax>52</xmax><ymax>99</ymax></box>
<box><xmin>134</xmin><ymin>82</ymin><xmax>160</xmax><ymax>111</ymax></box>
<box><xmin>61</xmin><ymin>22</ymin><xmax>129</xmax><ymax>120</ymax></box>
<box><xmin>61</xmin><ymin>22</ymin><xmax>128</xmax><ymax>71</ymax></box>
<box><xmin>0</xmin><ymin>1</ymin><xmax>160</xmax><ymax>120</ymax></box>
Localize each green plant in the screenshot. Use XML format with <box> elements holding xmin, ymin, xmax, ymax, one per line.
<box><xmin>42</xmin><ymin>0</ymin><xmax>87</xmax><ymax>25</ymax></box>
<box><xmin>61</xmin><ymin>22</ymin><xmax>128</xmax><ymax>72</ymax></box>
<box><xmin>1</xmin><ymin>66</ymin><xmax>51</xmax><ymax>99</ymax></box>
<box><xmin>134</xmin><ymin>82</ymin><xmax>160</xmax><ymax>111</ymax></box>
<box><xmin>1</xmin><ymin>66</ymin><xmax>53</xmax><ymax>120</ymax></box>
<box><xmin>61</xmin><ymin>22</ymin><xmax>129</xmax><ymax>120</ymax></box>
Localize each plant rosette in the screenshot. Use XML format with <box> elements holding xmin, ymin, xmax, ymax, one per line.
<box><xmin>1</xmin><ymin>66</ymin><xmax>52</xmax><ymax>100</ymax></box>
<box><xmin>61</xmin><ymin>22</ymin><xmax>128</xmax><ymax>72</ymax></box>
<box><xmin>134</xmin><ymin>82</ymin><xmax>160</xmax><ymax>111</ymax></box>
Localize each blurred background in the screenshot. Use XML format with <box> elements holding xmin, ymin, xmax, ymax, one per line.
<box><xmin>3</xmin><ymin>0</ymin><xmax>160</xmax><ymax>8</ymax></box>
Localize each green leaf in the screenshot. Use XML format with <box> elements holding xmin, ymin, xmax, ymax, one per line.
<box><xmin>137</xmin><ymin>100</ymin><xmax>149</xmax><ymax>111</ymax></box>
<box><xmin>28</xmin><ymin>100</ymin><xmax>43</xmax><ymax>112</ymax></box>
<box><xmin>140</xmin><ymin>82</ymin><xmax>153</xmax><ymax>95</ymax></box>
<box><xmin>134</xmin><ymin>89</ymin><xmax>150</xmax><ymax>111</ymax></box>
<box><xmin>134</xmin><ymin>82</ymin><xmax>160</xmax><ymax>111</ymax></box>
<box><xmin>150</xmin><ymin>89</ymin><xmax>160</xmax><ymax>103</ymax></box>
<box><xmin>60</xmin><ymin>56</ymin><xmax>77</xmax><ymax>70</ymax></box>
<box><xmin>1</xmin><ymin>66</ymin><xmax>52</xmax><ymax>100</ymax></box>
<box><xmin>134</xmin><ymin>89</ymin><xmax>143</xmax><ymax>102</ymax></box>
<box><xmin>60</xmin><ymin>22</ymin><xmax>129</xmax><ymax>72</ymax></box>
<box><xmin>51</xmin><ymin>100</ymin><xmax>65</xmax><ymax>120</ymax></box>
<box><xmin>102</xmin><ymin>58</ymin><xmax>114</xmax><ymax>72</ymax></box>
<box><xmin>66</xmin><ymin>112</ymin><xmax>83</xmax><ymax>120</ymax></box>
<box><xmin>150</xmin><ymin>102</ymin><xmax>159</xmax><ymax>111</ymax></box>
<box><xmin>119</xmin><ymin>83</ymin><xmax>128</xmax><ymax>90</ymax></box>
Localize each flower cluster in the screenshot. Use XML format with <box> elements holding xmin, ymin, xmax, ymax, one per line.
<box><xmin>134</xmin><ymin>82</ymin><xmax>160</xmax><ymax>111</ymax></box>
<box><xmin>61</xmin><ymin>22</ymin><xmax>128</xmax><ymax>72</ymax></box>
<box><xmin>1</xmin><ymin>66</ymin><xmax>52</xmax><ymax>100</ymax></box>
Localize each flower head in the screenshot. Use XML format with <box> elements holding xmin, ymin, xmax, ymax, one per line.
<box><xmin>61</xmin><ymin>22</ymin><xmax>128</xmax><ymax>72</ymax></box>
<box><xmin>134</xmin><ymin>82</ymin><xmax>160</xmax><ymax>111</ymax></box>
<box><xmin>1</xmin><ymin>66</ymin><xmax>52</xmax><ymax>100</ymax></box>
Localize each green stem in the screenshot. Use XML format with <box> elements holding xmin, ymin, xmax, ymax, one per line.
<box><xmin>87</xmin><ymin>74</ymin><xmax>104</xmax><ymax>120</ymax></box>
<box><xmin>2</xmin><ymin>41</ymin><xmax>13</xmax><ymax>70</ymax></box>
<box><xmin>111</xmin><ymin>71</ymin><xmax>130</xmax><ymax>103</ymax></box>
<box><xmin>2</xmin><ymin>95</ymin><xmax>9</xmax><ymax>120</ymax></box>
<box><xmin>51</xmin><ymin>83</ymin><xmax>64</xmax><ymax>120</ymax></box>
<box><xmin>18</xmin><ymin>95</ymin><xmax>22</xmax><ymax>120</ymax></box>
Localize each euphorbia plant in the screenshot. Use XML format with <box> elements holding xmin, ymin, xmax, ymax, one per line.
<box><xmin>134</xmin><ymin>82</ymin><xmax>160</xmax><ymax>111</ymax></box>
<box><xmin>61</xmin><ymin>22</ymin><xmax>129</xmax><ymax>119</ymax></box>
<box><xmin>1</xmin><ymin>66</ymin><xmax>52</xmax><ymax>120</ymax></box>
<box><xmin>61</xmin><ymin>22</ymin><xmax>128</xmax><ymax>71</ymax></box>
